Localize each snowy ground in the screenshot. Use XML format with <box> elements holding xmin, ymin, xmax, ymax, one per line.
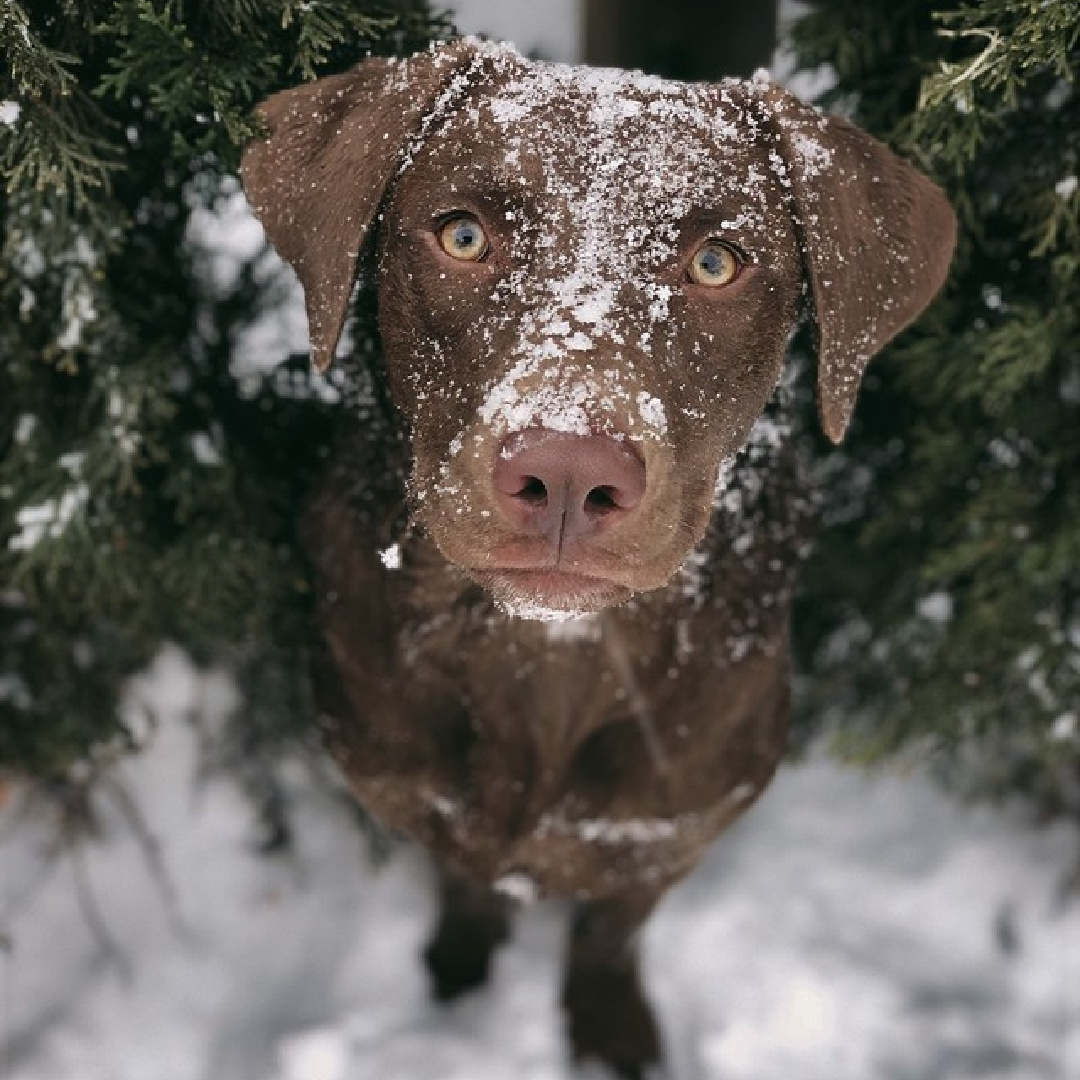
<box><xmin>2</xmin><ymin>650</ymin><xmax>1078</xmax><ymax>1080</ymax></box>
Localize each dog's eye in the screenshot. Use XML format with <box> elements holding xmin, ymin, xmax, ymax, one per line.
<box><xmin>688</xmin><ymin>242</ymin><xmax>741</xmax><ymax>287</ymax></box>
<box><xmin>437</xmin><ymin>215</ymin><xmax>489</xmax><ymax>262</ymax></box>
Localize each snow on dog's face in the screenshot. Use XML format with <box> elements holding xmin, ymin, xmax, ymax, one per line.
<box><xmin>377</xmin><ymin>55</ymin><xmax>801</xmax><ymax>613</ymax></box>
<box><xmin>242</xmin><ymin>40</ymin><xmax>955</xmax><ymax>618</ymax></box>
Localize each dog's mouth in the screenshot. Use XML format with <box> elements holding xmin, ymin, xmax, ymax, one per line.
<box><xmin>473</xmin><ymin>567</ymin><xmax>632</xmax><ymax>620</ymax></box>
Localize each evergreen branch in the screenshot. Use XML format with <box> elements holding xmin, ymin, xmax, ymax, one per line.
<box><xmin>919</xmin><ymin>26</ymin><xmax>1003</xmax><ymax>110</ymax></box>
<box><xmin>279</xmin><ymin>0</ymin><xmax>398</xmax><ymax>80</ymax></box>
<box><xmin>0</xmin><ymin>97</ymin><xmax>121</xmax><ymax>202</ymax></box>
<box><xmin>0</xmin><ymin>0</ymin><xmax>79</xmax><ymax>98</ymax></box>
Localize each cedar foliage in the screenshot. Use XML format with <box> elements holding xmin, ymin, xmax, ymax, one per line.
<box><xmin>792</xmin><ymin>0</ymin><xmax>1080</xmax><ymax>815</ymax></box>
<box><xmin>0</xmin><ymin>0</ymin><xmax>451</xmax><ymax>781</ymax></box>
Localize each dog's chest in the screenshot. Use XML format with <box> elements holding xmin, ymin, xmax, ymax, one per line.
<box><xmin>333</xmin><ymin>590</ymin><xmax>789</xmax><ymax>899</ymax></box>
<box><xmin>309</xmin><ymin>417</ymin><xmax>804</xmax><ymax>896</ymax></box>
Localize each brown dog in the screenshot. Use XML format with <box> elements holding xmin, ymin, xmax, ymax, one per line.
<box><xmin>242</xmin><ymin>39</ymin><xmax>954</xmax><ymax>1077</ymax></box>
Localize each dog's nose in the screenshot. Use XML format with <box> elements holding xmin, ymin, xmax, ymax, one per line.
<box><xmin>493</xmin><ymin>429</ymin><xmax>646</xmax><ymax>542</ymax></box>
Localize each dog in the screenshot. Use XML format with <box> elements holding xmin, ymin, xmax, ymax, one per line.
<box><xmin>242</xmin><ymin>38</ymin><xmax>955</xmax><ymax>1077</ymax></box>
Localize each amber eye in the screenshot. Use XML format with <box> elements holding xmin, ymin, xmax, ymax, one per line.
<box><xmin>688</xmin><ymin>242</ymin><xmax>741</xmax><ymax>287</ymax></box>
<box><xmin>437</xmin><ymin>214</ymin><xmax>489</xmax><ymax>261</ymax></box>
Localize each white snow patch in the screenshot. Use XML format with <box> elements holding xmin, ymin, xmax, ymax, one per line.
<box><xmin>13</xmin><ymin>238</ymin><xmax>45</xmax><ymax>279</ymax></box>
<box><xmin>14</xmin><ymin>415</ymin><xmax>37</xmax><ymax>445</ymax></box>
<box><xmin>57</xmin><ymin>275</ymin><xmax>97</xmax><ymax>351</ymax></box>
<box><xmin>186</xmin><ymin>186</ymin><xmax>311</xmax><ymax>376</ymax></box>
<box><xmin>1051</xmin><ymin>712</ymin><xmax>1077</xmax><ymax>742</ymax></box>
<box><xmin>543</xmin><ymin>614</ymin><xmax>600</xmax><ymax>644</ymax></box>
<box><xmin>494</xmin><ymin>872</ymin><xmax>538</xmax><ymax>904</ymax></box>
<box><xmin>635</xmin><ymin>391</ymin><xmax>667</xmax><ymax>435</ymax></box>
<box><xmin>58</xmin><ymin>451</ymin><xmax>85</xmax><ymax>476</ymax></box>
<box><xmin>478</xmin><ymin>360</ymin><xmax>595</xmax><ymax>437</ymax></box>
<box><xmin>711</xmin><ymin>454</ymin><xmax>737</xmax><ymax>507</ymax></box>
<box><xmin>540</xmin><ymin>815</ymin><xmax>680</xmax><ymax>844</ymax></box>
<box><xmin>277</xmin><ymin>1027</ymin><xmax>349</xmax><ymax>1080</ymax></box>
<box><xmin>679</xmin><ymin>546</ymin><xmax>711</xmax><ymax>607</ymax></box>
<box><xmin>379</xmin><ymin>542</ymin><xmax>402</xmax><ymax>570</ymax></box>
<box><xmin>917</xmin><ymin>591</ymin><xmax>954</xmax><ymax>624</ymax></box>
<box><xmin>1055</xmin><ymin>175</ymin><xmax>1077</xmax><ymax>199</ymax></box>
<box><xmin>789</xmin><ymin>132</ymin><xmax>832</xmax><ymax>177</ymax></box>
<box><xmin>8</xmin><ymin>483</ymin><xmax>89</xmax><ymax>551</ymax></box>
<box><xmin>497</xmin><ymin>596</ymin><xmax>586</xmax><ymax>622</ymax></box>
<box><xmin>189</xmin><ymin>431</ymin><xmax>221</xmax><ymax>466</ymax></box>
<box><xmin>0</xmin><ymin>100</ymin><xmax>21</xmax><ymax>126</ymax></box>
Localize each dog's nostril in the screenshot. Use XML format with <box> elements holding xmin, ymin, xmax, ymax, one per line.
<box><xmin>584</xmin><ymin>485</ymin><xmax>619</xmax><ymax>515</ymax></box>
<box><xmin>515</xmin><ymin>476</ymin><xmax>548</xmax><ymax>507</ymax></box>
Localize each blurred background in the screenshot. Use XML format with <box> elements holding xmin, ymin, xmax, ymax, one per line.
<box><xmin>453</xmin><ymin>0</ymin><xmax>778</xmax><ymax>78</ymax></box>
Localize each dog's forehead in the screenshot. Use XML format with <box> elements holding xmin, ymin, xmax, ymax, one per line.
<box><xmin>473</xmin><ymin>61</ymin><xmax>746</xmax><ymax>152</ymax></box>
<box><xmin>417</xmin><ymin>56</ymin><xmax>775</xmax><ymax>229</ymax></box>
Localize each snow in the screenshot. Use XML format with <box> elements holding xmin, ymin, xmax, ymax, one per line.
<box><xmin>496</xmin><ymin>596</ymin><xmax>588</xmax><ymax>622</ymax></box>
<box><xmin>494</xmin><ymin>872</ymin><xmax>539</xmax><ymax>905</ymax></box>
<box><xmin>789</xmin><ymin>131</ymin><xmax>833</xmax><ymax>177</ymax></box>
<box><xmin>379</xmin><ymin>542</ymin><xmax>403</xmax><ymax>570</ymax></box>
<box><xmin>2</xmin><ymin>652</ymin><xmax>1078</xmax><ymax>1080</ymax></box>
<box><xmin>190</xmin><ymin>431</ymin><xmax>222</xmax><ymax>467</ymax></box>
<box><xmin>13</xmin><ymin>415</ymin><xmax>36</xmax><ymax>446</ymax></box>
<box><xmin>770</xmin><ymin>2</ymin><xmax>838</xmax><ymax>102</ymax></box>
<box><xmin>1052</xmin><ymin>713</ymin><xmax>1078</xmax><ymax>742</ymax></box>
<box><xmin>56</xmin><ymin>274</ymin><xmax>97</xmax><ymax>352</ymax></box>
<box><xmin>8</xmin><ymin>453</ymin><xmax>90</xmax><ymax>551</ymax></box>
<box><xmin>277</xmin><ymin>1027</ymin><xmax>349</xmax><ymax>1080</ymax></box>
<box><xmin>917</xmin><ymin>591</ymin><xmax>954</xmax><ymax>624</ymax></box>
<box><xmin>184</xmin><ymin>184</ymin><xmax>311</xmax><ymax>379</ymax></box>
<box><xmin>543</xmin><ymin>615</ymin><xmax>601</xmax><ymax>645</ymax></box>
<box><xmin>0</xmin><ymin>100</ymin><xmax>21</xmax><ymax>127</ymax></box>
<box><xmin>7</xmin><ymin>483</ymin><xmax>89</xmax><ymax>552</ymax></box>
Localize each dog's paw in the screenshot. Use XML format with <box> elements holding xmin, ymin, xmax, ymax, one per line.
<box><xmin>422</xmin><ymin>914</ymin><xmax>508</xmax><ymax>1002</ymax></box>
<box><xmin>562</xmin><ymin>962</ymin><xmax>663</xmax><ymax>1079</ymax></box>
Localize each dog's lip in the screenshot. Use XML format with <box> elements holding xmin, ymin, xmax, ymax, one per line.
<box><xmin>478</xmin><ymin>566</ymin><xmax>630</xmax><ymax>613</ymax></box>
<box><xmin>484</xmin><ymin>538</ymin><xmax>634</xmax><ymax>582</ymax></box>
<box><xmin>489</xmin><ymin>568</ymin><xmax>613</xmax><ymax>597</ymax></box>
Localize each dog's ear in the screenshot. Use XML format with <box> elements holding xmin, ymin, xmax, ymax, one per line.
<box><xmin>241</xmin><ymin>41</ymin><xmax>481</xmax><ymax>371</ymax></box>
<box><xmin>755</xmin><ymin>85</ymin><xmax>956</xmax><ymax>443</ymax></box>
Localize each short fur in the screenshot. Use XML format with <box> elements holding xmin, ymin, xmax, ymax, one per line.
<box><xmin>242</xmin><ymin>39</ymin><xmax>955</xmax><ymax>1078</ymax></box>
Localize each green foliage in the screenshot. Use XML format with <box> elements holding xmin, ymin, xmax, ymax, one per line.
<box><xmin>792</xmin><ymin>0</ymin><xmax>1080</xmax><ymax>814</ymax></box>
<box><xmin>0</xmin><ymin>0</ymin><xmax>453</xmax><ymax>779</ymax></box>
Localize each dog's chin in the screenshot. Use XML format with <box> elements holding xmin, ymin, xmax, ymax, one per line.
<box><xmin>469</xmin><ymin>568</ymin><xmax>634</xmax><ymax>622</ymax></box>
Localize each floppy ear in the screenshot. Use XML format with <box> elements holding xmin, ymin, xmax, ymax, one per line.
<box><xmin>240</xmin><ymin>41</ymin><xmax>482</xmax><ymax>371</ymax></box>
<box><xmin>756</xmin><ymin>85</ymin><xmax>957</xmax><ymax>443</ymax></box>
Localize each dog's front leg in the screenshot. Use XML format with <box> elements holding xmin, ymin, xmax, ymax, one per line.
<box><xmin>423</xmin><ymin>869</ymin><xmax>512</xmax><ymax>1002</ymax></box>
<box><xmin>562</xmin><ymin>881</ymin><xmax>672</xmax><ymax>1079</ymax></box>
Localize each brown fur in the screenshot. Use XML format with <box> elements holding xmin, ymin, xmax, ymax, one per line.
<box><xmin>242</xmin><ymin>40</ymin><xmax>955</xmax><ymax>1077</ymax></box>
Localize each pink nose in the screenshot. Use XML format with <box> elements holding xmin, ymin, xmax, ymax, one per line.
<box><xmin>493</xmin><ymin>429</ymin><xmax>647</xmax><ymax>544</ymax></box>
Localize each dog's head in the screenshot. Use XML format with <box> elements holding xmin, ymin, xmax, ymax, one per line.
<box><xmin>242</xmin><ymin>40</ymin><xmax>955</xmax><ymax>619</ymax></box>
